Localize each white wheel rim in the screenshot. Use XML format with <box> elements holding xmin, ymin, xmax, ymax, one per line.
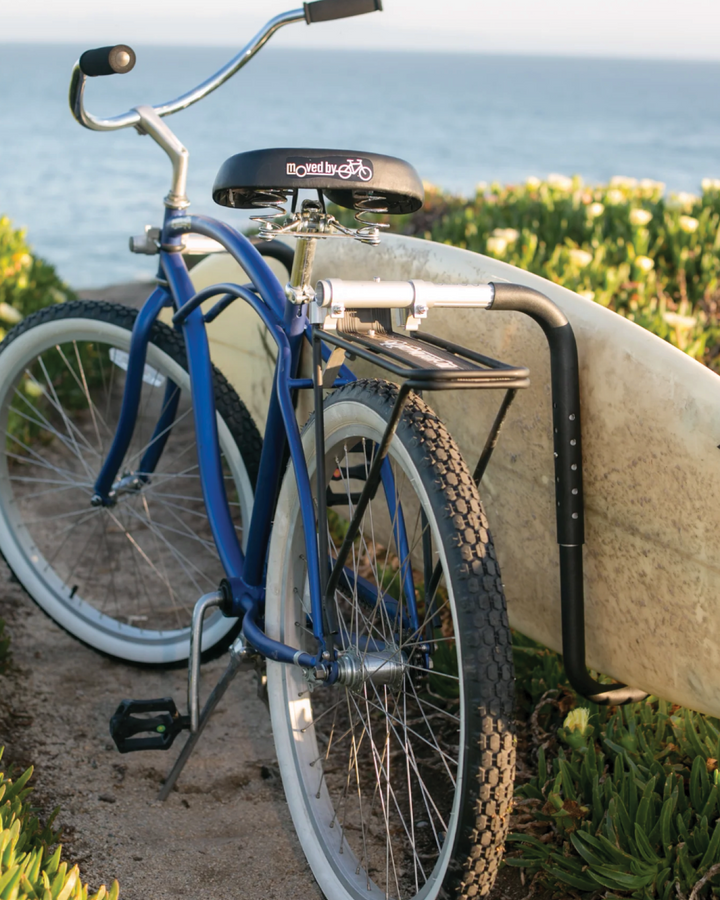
<box><xmin>267</xmin><ymin>400</ymin><xmax>465</xmax><ymax>900</ymax></box>
<box><xmin>0</xmin><ymin>316</ymin><xmax>253</xmax><ymax>663</ymax></box>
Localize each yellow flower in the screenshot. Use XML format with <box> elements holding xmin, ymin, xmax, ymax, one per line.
<box><xmin>587</xmin><ymin>202</ymin><xmax>605</xmax><ymax>219</ymax></box>
<box><xmin>579</xmin><ymin>290</ymin><xmax>595</xmax><ymax>301</ymax></box>
<box><xmin>525</xmin><ymin>176</ymin><xmax>541</xmax><ymax>189</ymax></box>
<box><xmin>492</xmin><ymin>227</ymin><xmax>519</xmax><ymax>243</ymax></box>
<box><xmin>669</xmin><ymin>191</ymin><xmax>698</xmax><ymax>211</ymax></box>
<box><xmin>629</xmin><ymin>208</ymin><xmax>652</xmax><ymax>227</ymax></box>
<box><xmin>548</xmin><ymin>173</ymin><xmax>573</xmax><ymax>192</ymax></box>
<box><xmin>606</xmin><ymin>189</ymin><xmax>625</xmax><ymax>205</ymax></box>
<box><xmin>569</xmin><ymin>248</ymin><xmax>593</xmax><ymax>268</ymax></box>
<box><xmin>23</xmin><ymin>378</ymin><xmax>44</xmax><ymax>399</ymax></box>
<box><xmin>639</xmin><ymin>178</ymin><xmax>665</xmax><ymax>192</ymax></box>
<box><xmin>564</xmin><ymin>707</ymin><xmax>590</xmax><ymax>733</ymax></box>
<box><xmin>486</xmin><ymin>236</ymin><xmax>507</xmax><ymax>256</ymax></box>
<box><xmin>679</xmin><ymin>215</ymin><xmax>699</xmax><ymax>234</ymax></box>
<box><xmin>663</xmin><ymin>311</ymin><xmax>697</xmax><ymax>329</ymax></box>
<box><xmin>635</xmin><ymin>256</ymin><xmax>654</xmax><ymax>273</ymax></box>
<box><xmin>610</xmin><ymin>175</ymin><xmax>638</xmax><ymax>189</ymax></box>
<box><xmin>702</xmin><ymin>178</ymin><xmax>720</xmax><ymax>193</ymax></box>
<box><xmin>0</xmin><ymin>303</ymin><xmax>22</xmax><ymax>325</ymax></box>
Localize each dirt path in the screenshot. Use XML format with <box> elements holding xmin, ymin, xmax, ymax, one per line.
<box><xmin>0</xmin><ymin>572</ymin><xmax>322</xmax><ymax>900</ymax></box>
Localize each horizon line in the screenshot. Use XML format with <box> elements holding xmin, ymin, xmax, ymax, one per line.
<box><xmin>1</xmin><ymin>41</ymin><xmax>720</xmax><ymax>65</ymax></box>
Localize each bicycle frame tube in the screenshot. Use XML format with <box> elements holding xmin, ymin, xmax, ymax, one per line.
<box><xmin>92</xmin><ymin>285</ymin><xmax>173</xmax><ymax>501</ymax></box>
<box><xmin>93</xmin><ymin>209</ymin><xmax>416</xmax><ymax>671</ymax></box>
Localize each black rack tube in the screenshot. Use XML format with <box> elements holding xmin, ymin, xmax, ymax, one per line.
<box><xmin>491</xmin><ymin>283</ymin><xmax>648</xmax><ymax>705</ymax></box>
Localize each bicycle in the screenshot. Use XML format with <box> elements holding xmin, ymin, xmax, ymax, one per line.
<box><xmin>0</xmin><ymin>2</ymin><xmax>648</xmax><ymax>897</ymax></box>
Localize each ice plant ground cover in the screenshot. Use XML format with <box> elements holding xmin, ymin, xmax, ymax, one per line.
<box><xmin>367</xmin><ymin>175</ymin><xmax>720</xmax><ymax>373</ymax></box>
<box><xmin>509</xmin><ymin>635</ymin><xmax>720</xmax><ymax>899</ymax></box>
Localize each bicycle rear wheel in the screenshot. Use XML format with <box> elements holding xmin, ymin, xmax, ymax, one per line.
<box><xmin>0</xmin><ymin>300</ymin><xmax>261</xmax><ymax>664</ymax></box>
<box><xmin>266</xmin><ymin>379</ymin><xmax>515</xmax><ymax>900</ymax></box>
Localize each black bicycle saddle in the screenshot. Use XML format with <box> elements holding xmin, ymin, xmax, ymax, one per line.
<box><xmin>212</xmin><ymin>148</ymin><xmax>424</xmax><ymax>215</ymax></box>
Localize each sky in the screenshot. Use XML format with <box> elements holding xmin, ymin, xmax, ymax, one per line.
<box><xmin>3</xmin><ymin>0</ymin><xmax>720</xmax><ymax>59</ymax></box>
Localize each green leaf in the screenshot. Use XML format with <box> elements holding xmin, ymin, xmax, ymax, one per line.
<box><xmin>660</xmin><ymin>793</ymin><xmax>678</xmax><ymax>854</ymax></box>
<box><xmin>586</xmin><ymin>864</ymin><xmax>655</xmax><ymax>891</ymax></box>
<box><xmin>558</xmin><ymin>758</ymin><xmax>578</xmax><ymax>802</ymax></box>
<box><xmin>544</xmin><ymin>865</ymin><xmax>598</xmax><ymax>891</ymax></box>
<box><xmin>698</xmin><ymin>818</ymin><xmax>720</xmax><ymax>873</ymax></box>
<box><xmin>635</xmin><ymin>822</ymin><xmax>662</xmax><ymax>865</ymax></box>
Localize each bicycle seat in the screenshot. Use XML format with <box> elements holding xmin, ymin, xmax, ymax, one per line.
<box><xmin>212</xmin><ymin>148</ymin><xmax>424</xmax><ymax>215</ymax></box>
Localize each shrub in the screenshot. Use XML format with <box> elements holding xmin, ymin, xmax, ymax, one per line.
<box><xmin>341</xmin><ymin>176</ymin><xmax>720</xmax><ymax>372</ymax></box>
<box><xmin>0</xmin><ymin>216</ymin><xmax>74</xmax><ymax>334</ymax></box>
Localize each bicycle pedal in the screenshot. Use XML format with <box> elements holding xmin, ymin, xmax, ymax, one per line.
<box><xmin>109</xmin><ymin>697</ymin><xmax>190</xmax><ymax>754</ymax></box>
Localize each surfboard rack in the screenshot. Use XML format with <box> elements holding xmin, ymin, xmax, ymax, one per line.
<box><xmin>490</xmin><ymin>283</ymin><xmax>649</xmax><ymax>705</ymax></box>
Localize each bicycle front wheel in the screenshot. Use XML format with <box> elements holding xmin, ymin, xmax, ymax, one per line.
<box><xmin>0</xmin><ymin>300</ymin><xmax>260</xmax><ymax>664</ymax></box>
<box><xmin>266</xmin><ymin>379</ymin><xmax>515</xmax><ymax>900</ymax></box>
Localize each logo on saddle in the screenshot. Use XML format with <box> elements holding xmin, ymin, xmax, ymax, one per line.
<box><xmin>285</xmin><ymin>156</ymin><xmax>373</xmax><ymax>182</ymax></box>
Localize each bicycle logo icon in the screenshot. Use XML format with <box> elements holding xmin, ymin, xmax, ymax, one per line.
<box><xmin>286</xmin><ymin>157</ymin><xmax>373</xmax><ymax>182</ymax></box>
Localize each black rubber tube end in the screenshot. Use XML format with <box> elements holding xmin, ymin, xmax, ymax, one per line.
<box><xmin>304</xmin><ymin>0</ymin><xmax>382</xmax><ymax>24</ymax></box>
<box><xmin>79</xmin><ymin>44</ymin><xmax>136</xmax><ymax>77</ymax></box>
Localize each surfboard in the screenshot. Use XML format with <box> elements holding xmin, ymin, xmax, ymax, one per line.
<box><xmin>190</xmin><ymin>234</ymin><xmax>720</xmax><ymax>718</ymax></box>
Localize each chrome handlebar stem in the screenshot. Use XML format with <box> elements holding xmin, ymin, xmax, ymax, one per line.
<box><xmin>68</xmin><ymin>8</ymin><xmax>306</xmax><ymax>206</ymax></box>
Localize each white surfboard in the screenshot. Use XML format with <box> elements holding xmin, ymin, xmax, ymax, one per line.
<box><xmin>191</xmin><ymin>234</ymin><xmax>720</xmax><ymax>718</ymax></box>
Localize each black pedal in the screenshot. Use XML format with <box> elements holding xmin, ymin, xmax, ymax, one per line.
<box><xmin>109</xmin><ymin>697</ymin><xmax>190</xmax><ymax>754</ymax></box>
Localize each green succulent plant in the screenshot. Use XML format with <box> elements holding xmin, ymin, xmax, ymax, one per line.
<box><xmin>508</xmin><ymin>632</ymin><xmax>720</xmax><ymax>898</ymax></box>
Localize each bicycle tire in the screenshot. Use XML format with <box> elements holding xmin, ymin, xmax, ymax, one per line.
<box><xmin>0</xmin><ymin>300</ymin><xmax>261</xmax><ymax>665</ymax></box>
<box><xmin>266</xmin><ymin>378</ymin><xmax>515</xmax><ymax>900</ymax></box>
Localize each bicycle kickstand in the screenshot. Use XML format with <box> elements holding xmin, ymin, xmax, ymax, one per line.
<box><xmin>108</xmin><ymin>591</ymin><xmax>264</xmax><ymax>800</ymax></box>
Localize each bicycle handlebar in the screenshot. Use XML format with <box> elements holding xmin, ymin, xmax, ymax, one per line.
<box><xmin>304</xmin><ymin>0</ymin><xmax>382</xmax><ymax>23</ymax></box>
<box><xmin>69</xmin><ymin>2</ymin><xmax>381</xmax><ymax>133</ymax></box>
<box><xmin>79</xmin><ymin>45</ymin><xmax>136</xmax><ymax>77</ymax></box>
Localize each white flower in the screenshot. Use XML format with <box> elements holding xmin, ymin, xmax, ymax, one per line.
<box><xmin>606</xmin><ymin>189</ymin><xmax>625</xmax><ymax>205</ymax></box>
<box><xmin>663</xmin><ymin>311</ymin><xmax>697</xmax><ymax>329</ymax></box>
<box><xmin>635</xmin><ymin>256</ymin><xmax>655</xmax><ymax>273</ymax></box>
<box><xmin>0</xmin><ymin>303</ymin><xmax>22</xmax><ymax>325</ymax></box>
<box><xmin>548</xmin><ymin>173</ymin><xmax>573</xmax><ymax>192</ymax></box>
<box><xmin>702</xmin><ymin>178</ymin><xmax>720</xmax><ymax>192</ymax></box>
<box><xmin>669</xmin><ymin>191</ymin><xmax>699</xmax><ymax>210</ymax></box>
<box><xmin>475</xmin><ymin>181</ymin><xmax>488</xmax><ymax>194</ymax></box>
<box><xmin>492</xmin><ymin>227</ymin><xmax>519</xmax><ymax>243</ymax></box>
<box><xmin>629</xmin><ymin>208</ymin><xmax>652</xmax><ymax>227</ymax></box>
<box><xmin>486</xmin><ymin>236</ymin><xmax>507</xmax><ymax>256</ymax></box>
<box><xmin>569</xmin><ymin>248</ymin><xmax>593</xmax><ymax>268</ymax></box>
<box><xmin>587</xmin><ymin>202</ymin><xmax>605</xmax><ymax>219</ymax></box>
<box><xmin>679</xmin><ymin>215</ymin><xmax>700</xmax><ymax>234</ymax></box>
<box><xmin>526</xmin><ymin>176</ymin><xmax>541</xmax><ymax>188</ymax></box>
<box><xmin>610</xmin><ymin>175</ymin><xmax>638</xmax><ymax>189</ymax></box>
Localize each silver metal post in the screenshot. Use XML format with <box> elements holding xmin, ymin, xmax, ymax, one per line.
<box><xmin>188</xmin><ymin>590</ymin><xmax>223</xmax><ymax>733</ymax></box>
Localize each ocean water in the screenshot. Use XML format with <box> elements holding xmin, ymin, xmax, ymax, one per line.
<box><xmin>1</xmin><ymin>45</ymin><xmax>720</xmax><ymax>288</ymax></box>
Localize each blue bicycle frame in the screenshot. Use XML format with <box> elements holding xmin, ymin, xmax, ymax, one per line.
<box><xmin>91</xmin><ymin>206</ymin><xmax>411</xmax><ymax>675</ymax></box>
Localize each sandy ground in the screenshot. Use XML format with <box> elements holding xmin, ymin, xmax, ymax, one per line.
<box><xmin>0</xmin><ymin>571</ymin><xmax>323</xmax><ymax>900</ymax></box>
<box><xmin>0</xmin><ymin>282</ymin><xmax>524</xmax><ymax>900</ymax></box>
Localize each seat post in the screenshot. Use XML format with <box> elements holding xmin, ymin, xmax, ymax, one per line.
<box><xmin>285</xmin><ymin>200</ymin><xmax>324</xmax><ymax>304</ymax></box>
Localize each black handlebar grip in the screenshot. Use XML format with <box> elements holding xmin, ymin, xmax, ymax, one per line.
<box><xmin>79</xmin><ymin>45</ymin><xmax>136</xmax><ymax>77</ymax></box>
<box><xmin>304</xmin><ymin>0</ymin><xmax>382</xmax><ymax>24</ymax></box>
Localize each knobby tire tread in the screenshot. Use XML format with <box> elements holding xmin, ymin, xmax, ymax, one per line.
<box><xmin>323</xmin><ymin>379</ymin><xmax>515</xmax><ymax>899</ymax></box>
